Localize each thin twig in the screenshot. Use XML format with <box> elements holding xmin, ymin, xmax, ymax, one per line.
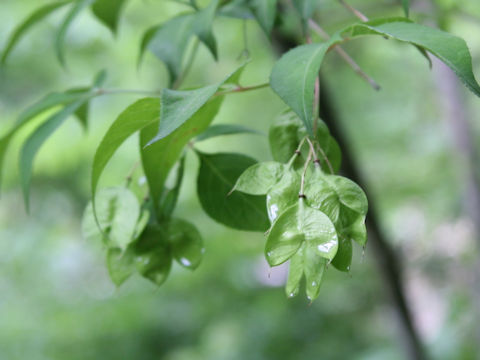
<box><xmin>215</xmin><ymin>83</ymin><xmax>269</xmax><ymax>97</ymax></box>
<box><xmin>287</xmin><ymin>136</ymin><xmax>307</xmax><ymax>168</ymax></box>
<box><xmin>96</xmin><ymin>88</ymin><xmax>161</xmax><ymax>96</ymax></box>
<box><xmin>315</xmin><ymin>143</ymin><xmax>335</xmax><ymax>174</ymax></box>
<box><xmin>338</xmin><ymin>0</ymin><xmax>369</xmax><ymax>21</ymax></box>
<box><xmin>300</xmin><ymin>148</ymin><xmax>313</xmax><ymax>196</ymax></box>
<box><xmin>308</xmin><ymin>20</ymin><xmax>380</xmax><ymax>91</ymax></box>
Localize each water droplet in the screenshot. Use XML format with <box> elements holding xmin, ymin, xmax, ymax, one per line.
<box><xmin>267</xmin><ymin>251</ymin><xmax>272</xmax><ymax>258</ymax></box>
<box><xmin>201</xmin><ymin>248</ymin><xmax>206</xmax><ymax>254</ymax></box>
<box><xmin>311</xmin><ymin>281</ymin><xmax>317</xmax><ymax>287</ymax></box>
<box><xmin>288</xmin><ymin>292</ymin><xmax>295</xmax><ymax>298</ymax></box>
<box><xmin>347</xmin><ymin>266</ymin><xmax>351</xmax><ymax>271</ymax></box>
<box><xmin>180</xmin><ymin>257</ymin><xmax>191</xmax><ymax>267</ymax></box>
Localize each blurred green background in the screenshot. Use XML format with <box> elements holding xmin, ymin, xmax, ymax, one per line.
<box><xmin>1</xmin><ymin>0</ymin><xmax>480</xmax><ymax>359</ymax></box>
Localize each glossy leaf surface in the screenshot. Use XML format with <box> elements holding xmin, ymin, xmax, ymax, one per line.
<box><xmin>266</xmin><ymin>169</ymin><xmax>300</xmax><ymax>223</ymax></box>
<box><xmin>265</xmin><ymin>201</ymin><xmax>338</xmax><ymax>266</ymax></box>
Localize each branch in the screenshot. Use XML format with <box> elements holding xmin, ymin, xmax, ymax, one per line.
<box><xmin>308</xmin><ymin>19</ymin><xmax>380</xmax><ymax>91</ymax></box>
<box><xmin>338</xmin><ymin>0</ymin><xmax>369</xmax><ymax>21</ymax></box>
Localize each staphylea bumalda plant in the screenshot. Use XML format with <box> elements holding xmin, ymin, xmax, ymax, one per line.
<box><xmin>1</xmin><ymin>0</ymin><xmax>479</xmax><ymax>301</ymax></box>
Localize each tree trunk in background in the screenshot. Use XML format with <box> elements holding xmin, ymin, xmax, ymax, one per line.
<box><xmin>319</xmin><ymin>83</ymin><xmax>429</xmax><ymax>360</ymax></box>
<box><xmin>432</xmin><ymin>58</ymin><xmax>480</xmax><ymax>352</ymax></box>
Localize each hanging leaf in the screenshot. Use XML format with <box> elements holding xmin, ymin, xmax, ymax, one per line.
<box><xmin>91</xmin><ymin>0</ymin><xmax>128</xmax><ymax>35</ymax></box>
<box><xmin>285</xmin><ymin>244</ymin><xmax>304</xmax><ymax>298</ymax></box>
<box><xmin>233</xmin><ymin>162</ymin><xmax>286</xmax><ymax>195</ymax></box>
<box><xmin>331</xmin><ymin>235</ymin><xmax>353</xmax><ymax>272</ymax></box>
<box><xmin>1</xmin><ymin>0</ymin><xmax>74</xmax><ymax>65</ymax></box>
<box><xmin>168</xmin><ymin>218</ymin><xmax>204</xmax><ymax>270</ymax></box>
<box><xmin>196</xmin><ymin>152</ymin><xmax>270</xmax><ymax>231</ymax></box>
<box><xmin>19</xmin><ymin>101</ymin><xmax>84</xmax><ymax>210</ymax></box>
<box><xmin>158</xmin><ymin>156</ymin><xmax>186</xmax><ymax>220</ymax></box>
<box><xmin>266</xmin><ymin>169</ymin><xmax>300</xmax><ymax>223</ymax></box>
<box><xmin>193</xmin><ymin>0</ymin><xmax>220</xmax><ymax>60</ymax></box>
<box><xmin>146</xmin><ymin>65</ymin><xmax>245</xmax><ymax>145</ymax></box>
<box><xmin>91</xmin><ymin>97</ymin><xmax>160</xmax><ymax>202</ymax></box>
<box><xmin>133</xmin><ymin>225</ymin><xmax>172</xmax><ymax>286</ymax></box>
<box><xmin>106</xmin><ymin>247</ymin><xmax>135</xmax><ymax>286</ymax></box>
<box><xmin>248</xmin><ymin>0</ymin><xmax>278</xmax><ymax>35</ymax></box>
<box><xmin>139</xmin><ymin>97</ymin><xmax>223</xmax><ymax>220</ymax></box>
<box><xmin>81</xmin><ymin>187</ymin><xmax>140</xmax><ymax>249</ymax></box>
<box><xmin>195</xmin><ymin>124</ymin><xmax>263</xmax><ymax>142</ymax></box>
<box><xmin>142</xmin><ymin>15</ymin><xmax>195</xmax><ymax>84</ymax></box>
<box><xmin>265</xmin><ymin>201</ymin><xmax>338</xmax><ymax>266</ymax></box>
<box><xmin>55</xmin><ymin>0</ymin><xmax>94</xmax><ymax>66</ymax></box>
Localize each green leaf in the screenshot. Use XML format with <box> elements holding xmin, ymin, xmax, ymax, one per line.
<box><xmin>285</xmin><ymin>241</ymin><xmax>327</xmax><ymax>301</ymax></box>
<box><xmin>402</xmin><ymin>0</ymin><xmax>410</xmax><ymax>17</ymax></box>
<box><xmin>82</xmin><ymin>187</ymin><xmax>141</xmax><ymax>249</ymax></box>
<box><xmin>193</xmin><ymin>0</ymin><xmax>219</xmax><ymax>59</ymax></box>
<box><xmin>303</xmin><ymin>242</ymin><xmax>327</xmax><ymax>301</ymax></box>
<box><xmin>248</xmin><ymin>0</ymin><xmax>278</xmax><ymax>35</ymax></box>
<box><xmin>0</xmin><ymin>89</ymin><xmax>94</xmax><ymax>191</ymax></box>
<box><xmin>196</xmin><ymin>152</ymin><xmax>270</xmax><ymax>231</ymax></box>
<box><xmin>305</xmin><ymin>171</ymin><xmax>368</xmax><ymax>246</ymax></box>
<box><xmin>331</xmin><ymin>236</ymin><xmax>352</xmax><ymax>272</ymax></box>
<box><xmin>19</xmin><ymin>101</ymin><xmax>83</xmax><ymax>210</ymax></box>
<box><xmin>146</xmin><ymin>65</ymin><xmax>244</xmax><ymax>145</ymax></box>
<box><xmin>144</xmin><ymin>15</ymin><xmax>195</xmax><ymax>85</ymax></box>
<box><xmin>266</xmin><ymin>169</ymin><xmax>301</xmax><ymax>223</ymax></box>
<box><xmin>219</xmin><ymin>0</ymin><xmax>252</xmax><ymax>19</ymax></box>
<box><xmin>106</xmin><ymin>247</ymin><xmax>135</xmax><ymax>286</ymax></box>
<box><xmin>91</xmin><ymin>0</ymin><xmax>128</xmax><ymax>35</ymax></box>
<box><xmin>265</xmin><ymin>205</ymin><xmax>305</xmax><ymax>266</ymax></box>
<box><xmin>270</xmin><ymin>42</ymin><xmax>331</xmax><ymax>136</ymax></box>
<box><xmin>91</xmin><ymin>98</ymin><xmax>160</xmax><ymax>203</ymax></box>
<box><xmin>140</xmin><ymin>97</ymin><xmax>223</xmax><ymax>220</ymax></box>
<box><xmin>1</xmin><ymin>0</ymin><xmax>74</xmax><ymax>64</ymax></box>
<box><xmin>55</xmin><ymin>0</ymin><xmax>94</xmax><ymax>66</ymax></box>
<box><xmin>133</xmin><ymin>225</ymin><xmax>172</xmax><ymax>286</ymax></box>
<box><xmin>271</xmin><ymin>19</ymin><xmax>480</xmax><ymax>135</ymax></box>
<box><xmin>342</xmin><ymin>18</ymin><xmax>480</xmax><ymax>97</ymax></box>
<box><xmin>168</xmin><ymin>218</ymin><xmax>204</xmax><ymax>270</ymax></box>
<box><xmin>233</xmin><ymin>161</ymin><xmax>286</xmax><ymax>195</ymax></box>
<box><xmin>292</xmin><ymin>0</ymin><xmax>316</xmax><ymax>20</ymax></box>
<box><xmin>196</xmin><ymin>124</ymin><xmax>262</xmax><ymax>142</ymax></box>
<box><xmin>269</xmin><ymin>111</ymin><xmax>342</xmax><ymax>173</ymax></box>
<box><xmin>158</xmin><ymin>156</ymin><xmax>185</xmax><ymax>220</ymax></box>
<box><xmin>265</xmin><ymin>201</ymin><xmax>338</xmax><ymax>266</ymax></box>
<box><xmin>285</xmin><ymin>244</ymin><xmax>304</xmax><ymax>298</ymax></box>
